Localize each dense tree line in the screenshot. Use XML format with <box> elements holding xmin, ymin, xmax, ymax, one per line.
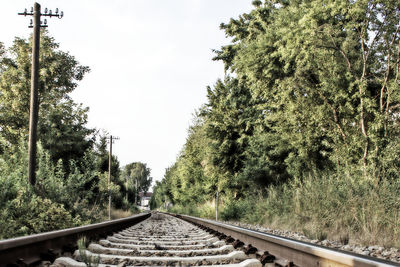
<box><xmin>0</xmin><ymin>31</ymin><xmax>152</xmax><ymax>239</ymax></box>
<box><xmin>150</xmin><ymin>0</ymin><xmax>400</xmax><ymax>246</ymax></box>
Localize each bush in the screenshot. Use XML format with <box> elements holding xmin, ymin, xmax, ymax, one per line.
<box><xmin>220</xmin><ymin>200</ymin><xmax>250</xmax><ymax>221</ymax></box>
<box><xmin>130</xmin><ymin>204</ymin><xmax>140</xmax><ymax>214</ymax></box>
<box><xmin>0</xmin><ymin>188</ymin><xmax>79</xmax><ymax>239</ymax></box>
<box><xmin>0</xmin><ymin>139</ymin><xmax>110</xmax><ymax>238</ymax></box>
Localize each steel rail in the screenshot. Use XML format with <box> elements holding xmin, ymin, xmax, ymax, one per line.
<box><xmin>173</xmin><ymin>214</ymin><xmax>399</xmax><ymax>267</ymax></box>
<box><xmin>0</xmin><ymin>212</ymin><xmax>151</xmax><ymax>266</ymax></box>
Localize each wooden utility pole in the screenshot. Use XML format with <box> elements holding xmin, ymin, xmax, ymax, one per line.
<box><xmin>216</xmin><ymin>191</ymin><xmax>219</xmax><ymax>221</ymax></box>
<box><xmin>107</xmin><ymin>135</ymin><xmax>119</xmax><ymax>220</ymax></box>
<box><xmin>135</xmin><ymin>178</ymin><xmax>138</xmax><ymax>205</ymax></box>
<box><xmin>108</xmin><ymin>135</ymin><xmax>113</xmax><ymax>220</ymax></box>
<box><xmin>28</xmin><ymin>3</ymin><xmax>40</xmax><ymax>185</ymax></box>
<box><xmin>125</xmin><ymin>176</ymin><xmax>128</xmax><ymax>202</ymax></box>
<box><xmin>18</xmin><ymin>3</ymin><xmax>63</xmax><ymax>185</ymax></box>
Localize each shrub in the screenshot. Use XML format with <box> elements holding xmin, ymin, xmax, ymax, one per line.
<box><xmin>0</xmin><ymin>139</ymin><xmax>109</xmax><ymax>238</ymax></box>
<box><xmin>220</xmin><ymin>200</ymin><xmax>249</xmax><ymax>221</ymax></box>
<box><xmin>0</xmin><ymin>188</ymin><xmax>78</xmax><ymax>239</ymax></box>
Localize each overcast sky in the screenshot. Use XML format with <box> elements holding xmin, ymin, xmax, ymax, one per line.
<box><xmin>1</xmin><ymin>0</ymin><xmax>254</xmax><ymax>186</ymax></box>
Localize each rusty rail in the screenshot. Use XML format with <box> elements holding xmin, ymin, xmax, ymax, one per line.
<box><xmin>172</xmin><ymin>214</ymin><xmax>399</xmax><ymax>267</ymax></box>
<box><xmin>0</xmin><ymin>212</ymin><xmax>150</xmax><ymax>266</ymax></box>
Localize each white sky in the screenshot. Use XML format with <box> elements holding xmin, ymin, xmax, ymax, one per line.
<box><xmin>1</xmin><ymin>0</ymin><xmax>253</xmax><ymax>186</ymax></box>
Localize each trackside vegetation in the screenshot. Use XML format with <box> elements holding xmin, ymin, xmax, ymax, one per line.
<box><xmin>0</xmin><ymin>32</ymin><xmax>152</xmax><ymax>239</ymax></box>
<box><xmin>150</xmin><ymin>0</ymin><xmax>400</xmax><ymax>248</ymax></box>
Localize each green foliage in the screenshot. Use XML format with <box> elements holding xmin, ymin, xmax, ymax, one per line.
<box><xmin>0</xmin><ymin>142</ymin><xmax>80</xmax><ymax>239</ymax></box>
<box><xmin>168</xmin><ymin>201</ymin><xmax>215</xmax><ymax>220</ymax></box>
<box><xmin>220</xmin><ymin>198</ymin><xmax>254</xmax><ymax>222</ymax></box>
<box><xmin>151</xmin><ymin>0</ymin><xmax>400</xmax><ymax>249</ymax></box>
<box><xmin>95</xmin><ymin>133</ymin><xmax>120</xmax><ymax>177</ymax></box>
<box><xmin>0</xmin><ymin>31</ymin><xmax>146</xmax><ymax>239</ymax></box>
<box><xmin>226</xmin><ymin>0</ymin><xmax>400</xmax><ymax>171</ymax></box>
<box><xmin>166</xmin><ymin>171</ymin><xmax>400</xmax><ymax>247</ymax></box>
<box><xmin>39</xmin><ymin>100</ymin><xmax>95</xmax><ymax>170</ymax></box>
<box><xmin>0</xmin><ymin>138</ymin><xmax>111</xmax><ymax>238</ymax></box>
<box><xmin>150</xmin><ymin>180</ymin><xmax>169</xmax><ymax>210</ymax></box>
<box><xmin>122</xmin><ymin>162</ymin><xmax>153</xmax><ymax>205</ymax></box>
<box><xmin>201</xmin><ymin>77</ymin><xmax>263</xmax><ymax>196</ymax></box>
<box><xmin>0</xmin><ymin>31</ymin><xmax>92</xmax><ymax>160</ymax></box>
<box><xmin>129</xmin><ymin>204</ymin><xmax>140</xmax><ymax>214</ymax></box>
<box><xmin>0</xmin><ymin>189</ymin><xmax>78</xmax><ymax>239</ymax></box>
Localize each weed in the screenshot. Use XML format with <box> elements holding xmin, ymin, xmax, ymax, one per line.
<box><xmin>77</xmin><ymin>237</ymin><xmax>100</xmax><ymax>267</ymax></box>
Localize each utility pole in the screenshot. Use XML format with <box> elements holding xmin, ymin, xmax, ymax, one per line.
<box><xmin>18</xmin><ymin>3</ymin><xmax>64</xmax><ymax>185</ymax></box>
<box><xmin>136</xmin><ymin>178</ymin><xmax>139</xmax><ymax>206</ymax></box>
<box><xmin>106</xmin><ymin>135</ymin><xmax>119</xmax><ymax>220</ymax></box>
<box><xmin>125</xmin><ymin>176</ymin><xmax>128</xmax><ymax>202</ymax></box>
<box><xmin>216</xmin><ymin>191</ymin><xmax>219</xmax><ymax>221</ymax></box>
<box><xmin>135</xmin><ymin>167</ymin><xmax>145</xmax><ymax>206</ymax></box>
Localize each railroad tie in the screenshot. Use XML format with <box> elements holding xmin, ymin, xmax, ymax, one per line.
<box><xmin>52</xmin><ymin>213</ymin><xmax>262</xmax><ymax>266</ymax></box>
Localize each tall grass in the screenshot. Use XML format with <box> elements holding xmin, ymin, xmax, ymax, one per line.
<box><xmin>110</xmin><ymin>209</ymin><xmax>133</xmax><ymax>220</ymax></box>
<box><xmin>259</xmin><ymin>173</ymin><xmax>400</xmax><ymax>247</ymax></box>
<box><xmin>169</xmin><ymin>172</ymin><xmax>400</xmax><ymax>248</ymax></box>
<box><xmin>169</xmin><ymin>200</ymin><xmax>216</xmax><ymax>219</ymax></box>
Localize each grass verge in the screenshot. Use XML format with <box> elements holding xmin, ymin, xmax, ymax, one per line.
<box><xmin>169</xmin><ymin>172</ymin><xmax>400</xmax><ymax>248</ymax></box>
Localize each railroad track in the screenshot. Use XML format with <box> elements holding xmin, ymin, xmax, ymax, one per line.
<box><xmin>0</xmin><ymin>212</ymin><xmax>399</xmax><ymax>267</ymax></box>
<box><xmin>53</xmin><ymin>212</ymin><xmax>260</xmax><ymax>267</ymax></box>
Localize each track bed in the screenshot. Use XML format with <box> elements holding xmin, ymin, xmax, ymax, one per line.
<box><xmin>52</xmin><ymin>213</ymin><xmax>261</xmax><ymax>267</ymax></box>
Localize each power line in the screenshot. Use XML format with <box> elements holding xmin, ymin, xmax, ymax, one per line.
<box><xmin>18</xmin><ymin>2</ymin><xmax>64</xmax><ymax>185</ymax></box>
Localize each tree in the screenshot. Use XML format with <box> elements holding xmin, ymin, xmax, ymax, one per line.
<box><xmin>123</xmin><ymin>162</ymin><xmax>152</xmax><ymax>204</ymax></box>
<box><xmin>0</xmin><ymin>32</ymin><xmax>124</xmax><ymax>238</ymax></box>
<box><xmin>216</xmin><ymin>0</ymin><xmax>400</xmax><ymax>176</ymax></box>
<box><xmin>164</xmin><ymin>116</ymin><xmax>211</xmax><ymax>205</ymax></box>
<box><xmin>151</xmin><ymin>0</ymin><xmax>400</xmax><ymax>211</ymax></box>
<box><xmin>94</xmin><ymin>133</ymin><xmax>120</xmax><ymax>178</ymax></box>
<box><xmin>201</xmin><ymin>77</ymin><xmax>267</xmax><ymax>197</ymax></box>
<box><xmin>0</xmin><ymin>31</ymin><xmax>92</xmax><ymax>166</ymax></box>
<box><xmin>39</xmin><ymin>100</ymin><xmax>95</xmax><ymax>170</ymax></box>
